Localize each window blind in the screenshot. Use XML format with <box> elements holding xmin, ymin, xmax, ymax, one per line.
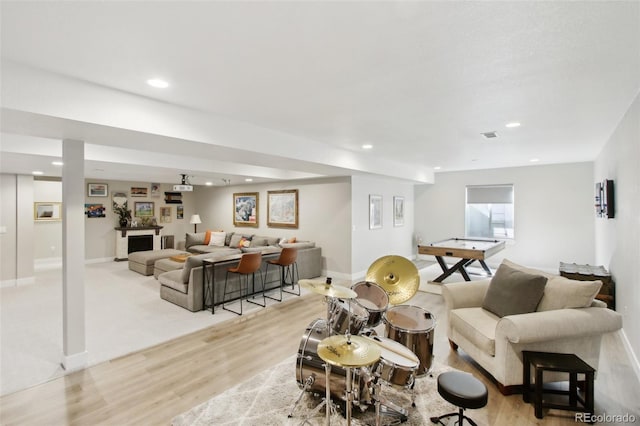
<box><xmin>466</xmin><ymin>185</ymin><xmax>513</xmax><ymax>204</ymax></box>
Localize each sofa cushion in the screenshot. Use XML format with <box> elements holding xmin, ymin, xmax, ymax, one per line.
<box><xmin>501</xmin><ymin>258</ymin><xmax>555</xmax><ymax>279</ymax></box>
<box><xmin>265</xmin><ymin>236</ymin><xmax>280</xmax><ymax>246</ymax></box>
<box><xmin>537</xmin><ymin>276</ymin><xmax>602</xmax><ymax>311</ymax></box>
<box><xmin>208</xmin><ymin>231</ymin><xmax>226</xmax><ymax>247</ymax></box>
<box><xmin>450</xmin><ymin>307</ymin><xmax>499</xmax><ymax>356</ymax></box>
<box><xmin>224</xmin><ymin>232</ymin><xmax>234</xmax><ymax>246</ymax></box>
<box><xmin>250</xmin><ymin>236</ymin><xmax>268</xmax><ymax>247</ymax></box>
<box><xmin>185</xmin><ymin>232</ymin><xmax>206</xmax><ymax>249</ymax></box>
<box><xmin>229</xmin><ymin>233</ymin><xmax>252</xmax><ymax>248</ymax></box>
<box><xmin>280</xmin><ymin>241</ymin><xmax>316</xmax><ymax>249</ymax></box>
<box><xmin>482</xmin><ymin>263</ymin><xmax>547</xmax><ymax>318</ymax></box>
<box><xmin>241</xmin><ymin>246</ymin><xmax>282</xmax><ymax>255</ymax></box>
<box><xmin>158</xmin><ymin>270</ymin><xmax>189</xmax><ymax>294</ymax></box>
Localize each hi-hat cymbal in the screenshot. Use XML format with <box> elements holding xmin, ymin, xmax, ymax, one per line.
<box><xmin>299</xmin><ymin>279</ymin><xmax>357</xmax><ymax>299</ymax></box>
<box><xmin>317</xmin><ymin>334</ymin><xmax>381</xmax><ymax>368</ymax></box>
<box><xmin>366</xmin><ymin>255</ymin><xmax>419</xmax><ymax>305</ymax></box>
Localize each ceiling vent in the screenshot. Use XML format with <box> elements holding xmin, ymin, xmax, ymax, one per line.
<box><xmin>481</xmin><ymin>131</ymin><xmax>498</xmax><ymax>139</ymax></box>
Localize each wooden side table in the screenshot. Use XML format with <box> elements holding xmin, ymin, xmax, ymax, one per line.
<box><xmin>522</xmin><ymin>351</ymin><xmax>595</xmax><ymax>420</ymax></box>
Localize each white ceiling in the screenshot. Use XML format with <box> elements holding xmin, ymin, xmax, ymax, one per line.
<box><xmin>1</xmin><ymin>1</ymin><xmax>639</xmax><ymax>185</ymax></box>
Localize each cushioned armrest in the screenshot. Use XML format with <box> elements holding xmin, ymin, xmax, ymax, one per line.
<box><xmin>442</xmin><ymin>279</ymin><xmax>491</xmax><ymax>310</ymax></box>
<box><xmin>497</xmin><ymin>307</ymin><xmax>623</xmax><ymax>344</ymax></box>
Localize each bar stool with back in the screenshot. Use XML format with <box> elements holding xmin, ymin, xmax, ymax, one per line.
<box><xmin>222</xmin><ymin>252</ymin><xmax>265</xmax><ymax>315</ymax></box>
<box><xmin>264</xmin><ymin>247</ymin><xmax>300</xmax><ymax>302</ymax></box>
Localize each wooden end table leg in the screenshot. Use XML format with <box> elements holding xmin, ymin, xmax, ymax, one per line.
<box><xmin>534</xmin><ymin>367</ymin><xmax>544</xmax><ymax>419</ymax></box>
<box><xmin>585</xmin><ymin>371</ymin><xmax>595</xmax><ymax>421</ymax></box>
<box><xmin>522</xmin><ymin>352</ymin><xmax>531</xmax><ymax>403</ymax></box>
<box><xmin>569</xmin><ymin>372</ymin><xmax>577</xmax><ymax>407</ymax></box>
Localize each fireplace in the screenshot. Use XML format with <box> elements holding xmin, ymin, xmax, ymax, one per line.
<box><xmin>128</xmin><ymin>235</ymin><xmax>154</xmax><ymax>254</ymax></box>
<box><xmin>114</xmin><ymin>226</ymin><xmax>163</xmax><ymax>261</ymax></box>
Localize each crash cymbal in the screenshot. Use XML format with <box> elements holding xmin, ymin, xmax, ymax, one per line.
<box><xmin>299</xmin><ymin>278</ymin><xmax>357</xmax><ymax>299</ymax></box>
<box><xmin>366</xmin><ymin>255</ymin><xmax>419</xmax><ymax>305</ymax></box>
<box><xmin>317</xmin><ymin>334</ymin><xmax>381</xmax><ymax>368</ymax></box>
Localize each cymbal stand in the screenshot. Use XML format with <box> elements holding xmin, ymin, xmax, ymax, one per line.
<box><xmin>344</xmin><ymin>298</ymin><xmax>354</xmax><ymax>425</ymax></box>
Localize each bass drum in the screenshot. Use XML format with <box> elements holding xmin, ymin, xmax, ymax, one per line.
<box><xmin>296</xmin><ymin>319</ymin><xmax>371</xmax><ymax>405</ymax></box>
<box><xmin>383</xmin><ymin>305</ymin><xmax>436</xmax><ymax>376</ymax></box>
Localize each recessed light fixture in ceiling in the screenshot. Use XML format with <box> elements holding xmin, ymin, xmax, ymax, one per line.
<box><xmin>361</xmin><ymin>144</ymin><xmax>373</xmax><ymax>149</ymax></box>
<box><xmin>205</xmin><ymin>182</ymin><xmax>213</xmax><ymax>186</ymax></box>
<box><xmin>32</xmin><ymin>171</ymin><xmax>43</xmax><ymax>175</ymax></box>
<box><xmin>505</xmin><ymin>122</ymin><xmax>521</xmax><ymax>128</ymax></box>
<box><xmin>245</xmin><ymin>178</ymin><xmax>253</xmax><ymax>182</ymax></box>
<box><xmin>51</xmin><ymin>161</ymin><xmax>63</xmax><ymax>166</ymax></box>
<box><xmin>146</xmin><ymin>78</ymin><xmax>169</xmax><ymax>89</ymax></box>
<box><xmin>530</xmin><ymin>158</ymin><xmax>540</xmax><ymax>163</ymax></box>
<box><xmin>434</xmin><ymin>166</ymin><xmax>442</xmax><ymax>170</ymax></box>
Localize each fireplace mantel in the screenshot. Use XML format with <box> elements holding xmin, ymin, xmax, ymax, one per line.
<box><xmin>114</xmin><ymin>227</ymin><xmax>163</xmax><ymax>261</ymax></box>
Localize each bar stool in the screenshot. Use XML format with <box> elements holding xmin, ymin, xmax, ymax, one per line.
<box><xmin>222</xmin><ymin>252</ymin><xmax>265</xmax><ymax>315</ymax></box>
<box><xmin>265</xmin><ymin>247</ymin><xmax>300</xmax><ymax>302</ymax></box>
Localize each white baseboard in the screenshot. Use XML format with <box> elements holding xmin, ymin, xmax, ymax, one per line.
<box><xmin>85</xmin><ymin>257</ymin><xmax>113</xmax><ymax>264</ymax></box>
<box><xmin>620</xmin><ymin>329</ymin><xmax>640</xmax><ymax>385</ymax></box>
<box><xmin>34</xmin><ymin>257</ymin><xmax>62</xmax><ymax>271</ymax></box>
<box><xmin>61</xmin><ymin>350</ymin><xmax>88</xmax><ymax>372</ymax></box>
<box><xmin>1</xmin><ymin>276</ymin><xmax>35</xmax><ymax>288</ymax></box>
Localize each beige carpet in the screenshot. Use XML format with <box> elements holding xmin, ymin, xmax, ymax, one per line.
<box><xmin>172</xmin><ymin>356</ymin><xmax>489</xmax><ymax>426</ymax></box>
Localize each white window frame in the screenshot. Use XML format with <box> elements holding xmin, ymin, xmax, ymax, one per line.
<box><xmin>465</xmin><ymin>184</ymin><xmax>515</xmax><ymax>240</ymax></box>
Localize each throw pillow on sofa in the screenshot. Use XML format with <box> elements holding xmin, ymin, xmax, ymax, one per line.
<box><xmin>229</xmin><ymin>233</ymin><xmax>251</xmax><ymax>248</ymax></box>
<box><xmin>208</xmin><ymin>231</ymin><xmax>226</xmax><ymax>247</ymax></box>
<box><xmin>482</xmin><ymin>263</ymin><xmax>548</xmax><ymax>317</ymax></box>
<box><xmin>537</xmin><ymin>276</ymin><xmax>602</xmax><ymax>311</ymax></box>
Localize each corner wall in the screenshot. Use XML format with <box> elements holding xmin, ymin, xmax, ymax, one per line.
<box><xmin>594</xmin><ymin>93</ymin><xmax>640</xmax><ymax>368</ymax></box>
<box><xmin>414</xmin><ymin>162</ymin><xmax>595</xmax><ymax>271</ymax></box>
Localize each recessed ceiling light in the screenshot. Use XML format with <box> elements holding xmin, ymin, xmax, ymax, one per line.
<box><xmin>361</xmin><ymin>144</ymin><xmax>373</xmax><ymax>150</ymax></box>
<box><xmin>530</xmin><ymin>158</ymin><xmax>540</xmax><ymax>163</ymax></box>
<box><xmin>245</xmin><ymin>178</ymin><xmax>253</xmax><ymax>182</ymax></box>
<box><xmin>146</xmin><ymin>78</ymin><xmax>169</xmax><ymax>89</ymax></box>
<box><xmin>434</xmin><ymin>166</ymin><xmax>442</xmax><ymax>170</ymax></box>
<box><xmin>32</xmin><ymin>171</ymin><xmax>44</xmax><ymax>175</ymax></box>
<box><xmin>505</xmin><ymin>122</ymin><xmax>521</xmax><ymax>128</ymax></box>
<box><xmin>51</xmin><ymin>161</ymin><xmax>64</xmax><ymax>166</ymax></box>
<box><xmin>205</xmin><ymin>181</ymin><xmax>213</xmax><ymax>186</ymax></box>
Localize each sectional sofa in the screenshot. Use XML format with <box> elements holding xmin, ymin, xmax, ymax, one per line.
<box><xmin>157</xmin><ymin>232</ymin><xmax>323</xmax><ymax>312</ymax></box>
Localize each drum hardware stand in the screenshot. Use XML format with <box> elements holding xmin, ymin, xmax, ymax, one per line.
<box><xmin>298</xmin><ymin>363</ymin><xmax>337</xmax><ymax>426</ymax></box>
<box><xmin>289</xmin><ymin>374</ymin><xmax>315</xmax><ymax>418</ymax></box>
<box><xmin>371</xmin><ymin>364</ymin><xmax>411</xmax><ymax>426</ymax></box>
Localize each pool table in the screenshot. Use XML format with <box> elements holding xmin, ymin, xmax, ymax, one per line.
<box><xmin>418</xmin><ymin>237</ymin><xmax>506</xmax><ymax>282</ymax></box>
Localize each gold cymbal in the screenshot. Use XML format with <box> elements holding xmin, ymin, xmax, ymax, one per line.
<box><xmin>317</xmin><ymin>334</ymin><xmax>381</xmax><ymax>368</ymax></box>
<box><xmin>366</xmin><ymin>255</ymin><xmax>419</xmax><ymax>305</ymax></box>
<box><xmin>299</xmin><ymin>278</ymin><xmax>357</xmax><ymax>299</ymax></box>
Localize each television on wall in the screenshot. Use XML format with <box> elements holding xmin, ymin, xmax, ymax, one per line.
<box><xmin>595</xmin><ymin>179</ymin><xmax>615</xmax><ymax>219</ymax></box>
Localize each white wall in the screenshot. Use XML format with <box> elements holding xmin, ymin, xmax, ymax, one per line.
<box><xmin>1</xmin><ymin>174</ymin><xmax>18</xmax><ymax>282</ymax></box>
<box><xmin>1</xmin><ymin>174</ymin><xmax>35</xmax><ymax>284</ymax></box>
<box><xmin>594</xmin><ymin>93</ymin><xmax>639</xmax><ymax>366</ymax></box>
<box><xmin>414</xmin><ymin>163</ymin><xmax>595</xmax><ymax>271</ymax></box>
<box><xmin>33</xmin><ymin>180</ymin><xmax>63</xmax><ymax>262</ymax></box>
<box><xmin>194</xmin><ymin>177</ymin><xmax>352</xmax><ymax>277</ymax></box>
<box><xmin>351</xmin><ymin>175</ymin><xmax>415</xmax><ymax>278</ymax></box>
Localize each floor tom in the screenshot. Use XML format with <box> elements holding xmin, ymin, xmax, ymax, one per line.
<box><xmin>383</xmin><ymin>305</ymin><xmax>436</xmax><ymax>376</ymax></box>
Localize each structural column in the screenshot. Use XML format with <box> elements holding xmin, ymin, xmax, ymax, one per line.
<box><xmin>61</xmin><ymin>139</ymin><xmax>87</xmax><ymax>370</ymax></box>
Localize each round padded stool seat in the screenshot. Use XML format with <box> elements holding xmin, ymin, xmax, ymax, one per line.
<box><xmin>438</xmin><ymin>371</ymin><xmax>488</xmax><ymax>409</ymax></box>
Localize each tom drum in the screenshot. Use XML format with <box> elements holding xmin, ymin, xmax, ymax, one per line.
<box><xmin>383</xmin><ymin>305</ymin><xmax>436</xmax><ymax>376</ymax></box>
<box><xmin>351</xmin><ymin>281</ymin><xmax>389</xmax><ymax>329</ymax></box>
<box><xmin>328</xmin><ymin>299</ymin><xmax>369</xmax><ymax>336</ymax></box>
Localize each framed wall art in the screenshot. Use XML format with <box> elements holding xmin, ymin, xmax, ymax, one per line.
<box><xmin>393</xmin><ymin>196</ymin><xmax>405</xmax><ymax>227</ymax></box>
<box><xmin>160</xmin><ymin>206</ymin><xmax>172</xmax><ymax>223</ymax></box>
<box><xmin>34</xmin><ymin>202</ymin><xmax>62</xmax><ymax>221</ymax></box>
<box><xmin>176</xmin><ymin>205</ymin><xmax>184</xmax><ymax>220</ymax></box>
<box><xmin>369</xmin><ymin>194</ymin><xmax>382</xmax><ymax>229</ymax></box>
<box><xmin>134</xmin><ymin>201</ymin><xmax>154</xmax><ymax>217</ymax></box>
<box><xmin>131</xmin><ymin>187</ymin><xmax>148</xmax><ymax>197</ymax></box>
<box><xmin>150</xmin><ymin>183</ymin><xmax>160</xmax><ymax>197</ymax></box>
<box><xmin>267</xmin><ymin>189</ymin><xmax>298</xmax><ymax>228</ymax></box>
<box><xmin>233</xmin><ymin>192</ymin><xmax>258</xmax><ymax>227</ymax></box>
<box><xmin>87</xmin><ymin>183</ymin><xmax>108</xmax><ymax>197</ymax></box>
<box><xmin>84</xmin><ymin>203</ymin><xmax>106</xmax><ymax>218</ymax></box>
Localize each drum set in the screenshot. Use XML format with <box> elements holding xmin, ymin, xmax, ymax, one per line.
<box><xmin>291</xmin><ymin>256</ymin><xmax>437</xmax><ymax>425</ymax></box>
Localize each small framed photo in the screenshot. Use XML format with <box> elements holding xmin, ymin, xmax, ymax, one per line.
<box><xmin>131</xmin><ymin>187</ymin><xmax>148</xmax><ymax>197</ymax></box>
<box><xmin>150</xmin><ymin>183</ymin><xmax>160</xmax><ymax>197</ymax></box>
<box><xmin>233</xmin><ymin>192</ymin><xmax>258</xmax><ymax>227</ymax></box>
<box><xmin>176</xmin><ymin>205</ymin><xmax>184</xmax><ymax>219</ymax></box>
<box><xmin>88</xmin><ymin>183</ymin><xmax>108</xmax><ymax>197</ymax></box>
<box><xmin>134</xmin><ymin>201</ymin><xmax>154</xmax><ymax>217</ymax></box>
<box><xmin>85</xmin><ymin>203</ymin><xmax>106</xmax><ymax>218</ymax></box>
<box><xmin>267</xmin><ymin>189</ymin><xmax>298</xmax><ymax>228</ymax></box>
<box><xmin>34</xmin><ymin>202</ymin><xmax>62</xmax><ymax>221</ymax></box>
<box><xmin>160</xmin><ymin>206</ymin><xmax>172</xmax><ymax>223</ymax></box>
<box><xmin>369</xmin><ymin>194</ymin><xmax>382</xmax><ymax>230</ymax></box>
<box><xmin>393</xmin><ymin>196</ymin><xmax>404</xmax><ymax>227</ymax></box>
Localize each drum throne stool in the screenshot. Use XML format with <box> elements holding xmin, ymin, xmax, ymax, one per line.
<box><xmin>430</xmin><ymin>371</ymin><xmax>488</xmax><ymax>426</ymax></box>
<box><xmin>265</xmin><ymin>247</ymin><xmax>299</xmax><ymax>301</ymax></box>
<box><xmin>222</xmin><ymin>252</ymin><xmax>265</xmax><ymax>315</ymax></box>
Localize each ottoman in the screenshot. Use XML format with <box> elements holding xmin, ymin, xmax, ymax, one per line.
<box><xmin>154</xmin><ymin>257</ymin><xmax>187</xmax><ymax>279</ymax></box>
<box><xmin>128</xmin><ymin>249</ymin><xmax>188</xmax><ymax>276</ymax></box>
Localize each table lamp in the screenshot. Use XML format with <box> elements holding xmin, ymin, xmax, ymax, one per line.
<box><xmin>190</xmin><ymin>214</ymin><xmax>202</xmax><ymax>232</ymax></box>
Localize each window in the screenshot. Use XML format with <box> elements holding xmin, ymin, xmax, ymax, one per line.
<box><xmin>465</xmin><ymin>184</ymin><xmax>514</xmax><ymax>239</ymax></box>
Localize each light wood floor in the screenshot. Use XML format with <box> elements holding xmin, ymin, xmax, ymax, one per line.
<box><xmin>1</xmin><ymin>292</ymin><xmax>638</xmax><ymax>425</ymax></box>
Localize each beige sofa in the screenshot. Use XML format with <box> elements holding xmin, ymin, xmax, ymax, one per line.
<box><xmin>443</xmin><ymin>259</ymin><xmax>623</xmax><ymax>394</ymax></box>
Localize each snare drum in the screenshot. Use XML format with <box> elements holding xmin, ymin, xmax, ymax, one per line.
<box><xmin>296</xmin><ymin>319</ymin><xmax>370</xmax><ymax>404</ymax></box>
<box><xmin>383</xmin><ymin>305</ymin><xmax>436</xmax><ymax>376</ymax></box>
<box><xmin>366</xmin><ymin>335</ymin><xmax>419</xmax><ymax>388</ymax></box>
<box><xmin>328</xmin><ymin>299</ymin><xmax>369</xmax><ymax>335</ymax></box>
<box><xmin>351</xmin><ymin>281</ymin><xmax>389</xmax><ymax>329</ymax></box>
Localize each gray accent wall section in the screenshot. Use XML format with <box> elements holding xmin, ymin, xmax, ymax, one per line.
<box><xmin>414</xmin><ymin>162</ymin><xmax>595</xmax><ymax>271</ymax></box>
<box><xmin>194</xmin><ymin>177</ymin><xmax>351</xmax><ymax>277</ymax></box>
<box><xmin>594</xmin><ymin>92</ymin><xmax>639</xmax><ymax>368</ymax></box>
<box><xmin>351</xmin><ymin>175</ymin><xmax>415</xmax><ymax>277</ymax></box>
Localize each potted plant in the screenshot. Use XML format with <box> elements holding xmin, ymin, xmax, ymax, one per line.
<box><xmin>113</xmin><ymin>201</ymin><xmax>132</xmax><ymax>228</ymax></box>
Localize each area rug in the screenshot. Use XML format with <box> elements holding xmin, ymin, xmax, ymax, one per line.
<box><xmin>172</xmin><ymin>356</ymin><xmax>489</xmax><ymax>426</ymax></box>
